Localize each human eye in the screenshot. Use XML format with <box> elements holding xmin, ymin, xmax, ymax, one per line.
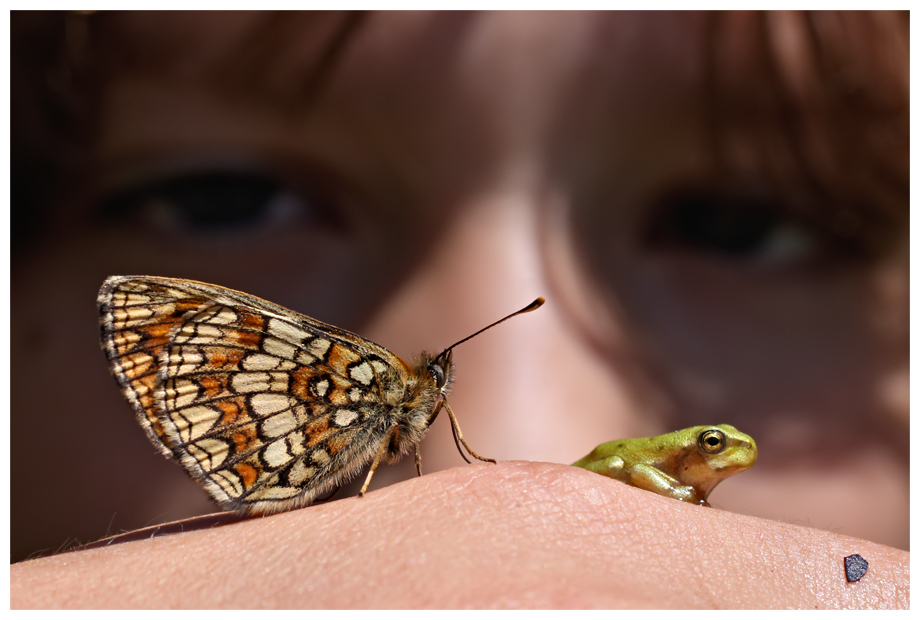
<box><xmin>642</xmin><ymin>185</ymin><xmax>820</xmax><ymax>268</ymax></box>
<box><xmin>638</xmin><ymin>181</ymin><xmax>888</xmax><ymax>271</ymax></box>
<box><xmin>95</xmin><ymin>165</ymin><xmax>341</xmax><ymax>239</ymax></box>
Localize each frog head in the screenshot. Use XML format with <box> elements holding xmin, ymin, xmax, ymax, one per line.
<box><xmin>679</xmin><ymin>424</ymin><xmax>758</xmax><ymax>501</ymax></box>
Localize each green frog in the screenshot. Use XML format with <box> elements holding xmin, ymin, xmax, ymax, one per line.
<box><xmin>572</xmin><ymin>424</ymin><xmax>757</xmax><ymax>506</ymax></box>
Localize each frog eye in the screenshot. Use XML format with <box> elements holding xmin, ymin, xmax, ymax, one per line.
<box><xmin>699</xmin><ymin>429</ymin><xmax>726</xmax><ymax>454</ymax></box>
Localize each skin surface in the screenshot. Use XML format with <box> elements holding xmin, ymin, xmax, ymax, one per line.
<box><xmin>10</xmin><ymin>463</ymin><xmax>909</xmax><ymax>609</ymax></box>
<box><xmin>572</xmin><ymin>424</ymin><xmax>758</xmax><ymax>505</ymax></box>
<box><xmin>10</xmin><ymin>11</ymin><xmax>908</xmax><ymax>608</ymax></box>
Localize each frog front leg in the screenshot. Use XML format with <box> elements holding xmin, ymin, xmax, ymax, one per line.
<box><xmin>628</xmin><ymin>464</ymin><xmax>709</xmax><ymax>506</ymax></box>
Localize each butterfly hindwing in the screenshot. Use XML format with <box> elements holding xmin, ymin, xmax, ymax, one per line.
<box><xmin>98</xmin><ymin>275</ymin><xmax>415</xmax><ymax>511</ymax></box>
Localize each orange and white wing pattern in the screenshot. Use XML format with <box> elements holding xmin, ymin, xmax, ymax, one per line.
<box><xmin>98</xmin><ymin>276</ymin><xmax>428</xmax><ymax>513</ymax></box>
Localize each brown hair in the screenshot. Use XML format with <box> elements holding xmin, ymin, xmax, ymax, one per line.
<box><xmin>702</xmin><ymin>11</ymin><xmax>908</xmax><ymax>256</ymax></box>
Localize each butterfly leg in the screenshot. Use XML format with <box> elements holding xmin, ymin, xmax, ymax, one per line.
<box><xmin>444</xmin><ymin>400</ymin><xmax>496</xmax><ymax>464</ymax></box>
<box><xmin>449</xmin><ymin>411</ymin><xmax>473</xmax><ymax>464</ymax></box>
<box><xmin>359</xmin><ymin>422</ymin><xmax>398</xmax><ymax>496</ymax></box>
<box><xmin>415</xmin><ymin>446</ymin><xmax>423</xmax><ymax>477</ymax></box>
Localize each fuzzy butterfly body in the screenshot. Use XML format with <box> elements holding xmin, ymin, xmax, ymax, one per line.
<box><xmin>97</xmin><ymin>275</ymin><xmax>474</xmax><ymax>514</ymax></box>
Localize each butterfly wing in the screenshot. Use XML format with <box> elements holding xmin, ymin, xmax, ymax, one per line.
<box><xmin>98</xmin><ymin>275</ymin><xmax>414</xmax><ymax>512</ymax></box>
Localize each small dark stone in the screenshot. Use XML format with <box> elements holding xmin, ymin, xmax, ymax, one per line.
<box><xmin>844</xmin><ymin>553</ymin><xmax>869</xmax><ymax>582</ymax></box>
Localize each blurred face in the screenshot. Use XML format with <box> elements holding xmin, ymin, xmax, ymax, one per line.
<box><xmin>11</xmin><ymin>11</ymin><xmax>908</xmax><ymax>559</ymax></box>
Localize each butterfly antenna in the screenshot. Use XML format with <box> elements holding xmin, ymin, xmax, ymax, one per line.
<box><xmin>437</xmin><ymin>297</ymin><xmax>545</xmax><ymax>358</ymax></box>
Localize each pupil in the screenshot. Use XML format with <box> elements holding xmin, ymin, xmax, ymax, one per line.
<box><xmin>645</xmin><ymin>188</ymin><xmax>781</xmax><ymax>257</ymax></box>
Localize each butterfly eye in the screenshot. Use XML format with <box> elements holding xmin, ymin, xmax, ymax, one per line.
<box><xmin>699</xmin><ymin>429</ymin><xmax>726</xmax><ymax>454</ymax></box>
<box><xmin>428</xmin><ymin>363</ymin><xmax>447</xmax><ymax>388</ymax></box>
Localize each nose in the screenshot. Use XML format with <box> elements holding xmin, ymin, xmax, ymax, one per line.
<box><xmin>365</xmin><ymin>189</ymin><xmax>641</xmax><ymax>472</ymax></box>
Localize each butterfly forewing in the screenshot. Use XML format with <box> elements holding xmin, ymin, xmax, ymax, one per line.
<box><xmin>98</xmin><ymin>276</ymin><xmax>421</xmax><ymax>512</ymax></box>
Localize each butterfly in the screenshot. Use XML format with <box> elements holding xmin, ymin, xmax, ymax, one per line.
<box><xmin>97</xmin><ymin>275</ymin><xmax>543</xmax><ymax>514</ymax></box>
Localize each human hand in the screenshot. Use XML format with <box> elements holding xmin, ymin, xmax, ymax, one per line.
<box><xmin>11</xmin><ymin>461</ymin><xmax>908</xmax><ymax>609</ymax></box>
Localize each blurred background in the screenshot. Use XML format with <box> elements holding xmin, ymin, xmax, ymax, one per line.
<box><xmin>10</xmin><ymin>11</ymin><xmax>908</xmax><ymax>562</ymax></box>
